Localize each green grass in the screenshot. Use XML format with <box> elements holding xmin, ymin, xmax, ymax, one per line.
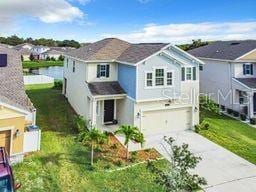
<box><xmin>14</xmin><ymin>84</ymin><xmax>166</xmax><ymax>192</ymax></box>
<box><xmin>22</xmin><ymin>60</ymin><xmax>63</xmax><ymax>69</ymax></box>
<box><xmin>200</xmin><ymin>110</ymin><xmax>256</xmax><ymax>164</ymax></box>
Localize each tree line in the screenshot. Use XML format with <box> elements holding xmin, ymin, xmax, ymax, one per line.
<box><xmin>0</xmin><ymin>35</ymin><xmax>81</xmax><ymax>48</ymax></box>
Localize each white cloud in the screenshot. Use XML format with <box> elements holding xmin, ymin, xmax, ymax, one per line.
<box><xmin>102</xmin><ymin>22</ymin><xmax>256</xmax><ymax>44</ymax></box>
<box><xmin>0</xmin><ymin>0</ymin><xmax>84</xmax><ymax>24</ymax></box>
<box><xmin>138</xmin><ymin>0</ymin><xmax>152</xmax><ymax>3</ymax></box>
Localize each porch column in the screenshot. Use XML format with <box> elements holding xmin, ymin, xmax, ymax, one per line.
<box><xmin>91</xmin><ymin>99</ymin><xmax>97</xmax><ymax>126</ymax></box>
<box><xmin>248</xmin><ymin>92</ymin><xmax>254</xmax><ymax>118</ymax></box>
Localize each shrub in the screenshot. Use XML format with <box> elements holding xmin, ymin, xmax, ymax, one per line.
<box><xmin>203</xmin><ymin>123</ymin><xmax>210</xmax><ymax>130</ymax></box>
<box><xmin>58</xmin><ymin>55</ymin><xmax>64</xmax><ymax>61</ymax></box>
<box><xmin>233</xmin><ymin>111</ymin><xmax>239</xmax><ymax>117</ymax></box>
<box><xmin>46</xmin><ymin>56</ymin><xmax>51</xmax><ymax>61</ymax></box>
<box><xmin>130</xmin><ymin>155</ymin><xmax>137</xmax><ymax>163</ymax></box>
<box><xmin>250</xmin><ymin>118</ymin><xmax>256</xmax><ymax>125</ymax></box>
<box><xmin>240</xmin><ymin>114</ymin><xmax>247</xmax><ymax>121</ymax></box>
<box><xmin>220</xmin><ymin>105</ymin><xmax>225</xmax><ymax>111</ymax></box>
<box><xmin>54</xmin><ymin>80</ymin><xmax>63</xmax><ymax>90</ymax></box>
<box><xmin>29</xmin><ymin>53</ymin><xmax>35</xmax><ymax>61</ymax></box>
<box><xmin>227</xmin><ymin>108</ymin><xmax>233</xmax><ymax>114</ymax></box>
<box><xmin>51</xmin><ymin>57</ymin><xmax>56</xmax><ymax>61</ymax></box>
<box><xmin>194</xmin><ymin>125</ymin><xmax>201</xmax><ymax>133</ymax></box>
<box><xmin>115</xmin><ymin>160</ymin><xmax>123</xmax><ymax>167</ymax></box>
<box><xmin>199</xmin><ymin>96</ymin><xmax>219</xmax><ymax>113</ymax></box>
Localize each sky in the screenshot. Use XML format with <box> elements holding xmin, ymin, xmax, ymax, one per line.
<box><xmin>0</xmin><ymin>0</ymin><xmax>256</xmax><ymax>44</ymax></box>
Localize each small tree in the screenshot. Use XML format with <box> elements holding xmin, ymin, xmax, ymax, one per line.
<box><xmin>148</xmin><ymin>137</ymin><xmax>207</xmax><ymax>191</ymax></box>
<box><xmin>58</xmin><ymin>55</ymin><xmax>64</xmax><ymax>61</ymax></box>
<box><xmin>51</xmin><ymin>57</ymin><xmax>56</xmax><ymax>61</ymax></box>
<box><xmin>29</xmin><ymin>53</ymin><xmax>34</xmax><ymax>61</ymax></box>
<box><xmin>46</xmin><ymin>56</ymin><xmax>51</xmax><ymax>61</ymax></box>
<box><xmin>115</xmin><ymin>125</ymin><xmax>145</xmax><ymax>159</ymax></box>
<box><xmin>82</xmin><ymin>128</ymin><xmax>107</xmax><ymax>166</ymax></box>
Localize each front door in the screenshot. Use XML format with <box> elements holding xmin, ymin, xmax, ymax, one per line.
<box><xmin>104</xmin><ymin>100</ymin><xmax>114</xmax><ymax>123</ymax></box>
<box><xmin>254</xmin><ymin>93</ymin><xmax>256</xmax><ymax>113</ymax></box>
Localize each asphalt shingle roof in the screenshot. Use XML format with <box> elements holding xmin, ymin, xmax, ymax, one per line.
<box><xmin>88</xmin><ymin>81</ymin><xmax>126</xmax><ymax>96</ymax></box>
<box><xmin>188</xmin><ymin>40</ymin><xmax>256</xmax><ymax>60</ymax></box>
<box><xmin>235</xmin><ymin>78</ymin><xmax>256</xmax><ymax>89</ymax></box>
<box><xmin>0</xmin><ymin>45</ymin><xmax>34</xmax><ymax>112</ymax></box>
<box><xmin>66</xmin><ymin>38</ymin><xmax>168</xmax><ymax>64</ymax></box>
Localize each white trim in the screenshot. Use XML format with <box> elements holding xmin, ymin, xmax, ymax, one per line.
<box><xmin>114</xmin><ymin>99</ymin><xmax>117</xmax><ymax>119</ymax></box>
<box><xmin>235</xmin><ymin>48</ymin><xmax>256</xmax><ymax>60</ymax></box>
<box><xmin>136</xmin><ymin>97</ymin><xmax>179</xmax><ymax>103</ymax></box>
<box><xmin>232</xmin><ymin>77</ymin><xmax>255</xmax><ymax>91</ymax></box>
<box><xmin>93</xmin><ymin>94</ymin><xmax>126</xmax><ymax>100</ymax></box>
<box><xmin>127</xmin><ymin>95</ymin><xmax>136</xmax><ymax>102</ymax></box>
<box><xmin>0</xmin><ymin>101</ymin><xmax>31</xmax><ymax>116</ymax></box>
<box><xmin>141</xmin><ymin>104</ymin><xmax>193</xmax><ymax>113</ymax></box>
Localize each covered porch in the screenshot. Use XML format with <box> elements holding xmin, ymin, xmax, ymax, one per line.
<box><xmin>232</xmin><ymin>78</ymin><xmax>256</xmax><ymax>118</ymax></box>
<box><xmin>88</xmin><ymin>81</ymin><xmax>126</xmax><ymax>130</ymax></box>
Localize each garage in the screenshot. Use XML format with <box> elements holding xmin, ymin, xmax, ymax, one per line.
<box><xmin>141</xmin><ymin>107</ymin><xmax>192</xmax><ymax>135</ymax></box>
<box><xmin>0</xmin><ymin>130</ymin><xmax>11</xmax><ymax>155</ymax></box>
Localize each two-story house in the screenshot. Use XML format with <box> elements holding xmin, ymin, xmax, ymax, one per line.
<box><xmin>63</xmin><ymin>38</ymin><xmax>203</xmax><ymax>136</ymax></box>
<box><xmin>31</xmin><ymin>45</ymin><xmax>50</xmax><ymax>60</ymax></box>
<box><xmin>189</xmin><ymin>40</ymin><xmax>256</xmax><ymax>118</ymax></box>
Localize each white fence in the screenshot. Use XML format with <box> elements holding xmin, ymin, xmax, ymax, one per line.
<box><xmin>23</xmin><ymin>75</ymin><xmax>54</xmax><ymax>85</ymax></box>
<box><xmin>23</xmin><ymin>130</ymin><xmax>41</xmax><ymax>153</ymax></box>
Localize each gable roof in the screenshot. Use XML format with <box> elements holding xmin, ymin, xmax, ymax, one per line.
<box><xmin>0</xmin><ymin>45</ymin><xmax>34</xmax><ymax>112</ymax></box>
<box><xmin>188</xmin><ymin>40</ymin><xmax>256</xmax><ymax>60</ymax></box>
<box><xmin>66</xmin><ymin>38</ymin><xmax>168</xmax><ymax>64</ymax></box>
<box><xmin>88</xmin><ymin>81</ymin><xmax>126</xmax><ymax>96</ymax></box>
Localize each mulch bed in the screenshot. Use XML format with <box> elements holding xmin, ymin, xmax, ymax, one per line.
<box><xmin>95</xmin><ymin>134</ymin><xmax>161</xmax><ymax>166</ymax></box>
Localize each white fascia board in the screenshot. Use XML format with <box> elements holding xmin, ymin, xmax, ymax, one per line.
<box><xmin>198</xmin><ymin>57</ymin><xmax>235</xmax><ymax>62</ymax></box>
<box><xmin>0</xmin><ymin>101</ymin><xmax>32</xmax><ymax>116</ymax></box>
<box><xmin>161</xmin><ymin>51</ymin><xmax>193</xmax><ymax>66</ymax></box>
<box><xmin>92</xmin><ymin>94</ymin><xmax>126</xmax><ymax>100</ymax></box>
<box><xmin>235</xmin><ymin>48</ymin><xmax>256</xmax><ymax>61</ymax></box>
<box><xmin>135</xmin><ymin>44</ymin><xmax>172</xmax><ymax>66</ymax></box>
<box><xmin>169</xmin><ymin>45</ymin><xmax>205</xmax><ymax>65</ymax></box>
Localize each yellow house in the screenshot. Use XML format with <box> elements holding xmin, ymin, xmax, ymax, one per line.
<box><xmin>0</xmin><ymin>45</ymin><xmax>40</xmax><ymax>163</ymax></box>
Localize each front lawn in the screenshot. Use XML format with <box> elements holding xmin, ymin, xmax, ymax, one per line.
<box><xmin>200</xmin><ymin>110</ymin><xmax>256</xmax><ymax>164</ymax></box>
<box><xmin>13</xmin><ymin>84</ymin><xmax>166</xmax><ymax>192</ymax></box>
<box><xmin>22</xmin><ymin>60</ymin><xmax>63</xmax><ymax>69</ymax></box>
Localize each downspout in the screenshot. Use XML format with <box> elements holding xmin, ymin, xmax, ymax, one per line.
<box><xmin>229</xmin><ymin>62</ymin><xmax>234</xmax><ymax>110</ymax></box>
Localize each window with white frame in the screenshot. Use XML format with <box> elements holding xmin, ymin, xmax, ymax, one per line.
<box><xmin>186</xmin><ymin>67</ymin><xmax>192</xmax><ymax>80</ymax></box>
<box><xmin>167</xmin><ymin>71</ymin><xmax>173</xmax><ymax>86</ymax></box>
<box><xmin>72</xmin><ymin>61</ymin><xmax>75</xmax><ymax>72</ymax></box>
<box><xmin>97</xmin><ymin>64</ymin><xmax>110</xmax><ymax>78</ymax></box>
<box><xmin>66</xmin><ymin>58</ymin><xmax>69</xmax><ymax>68</ymax></box>
<box><xmin>155</xmin><ymin>69</ymin><xmax>164</xmax><ymax>86</ymax></box>
<box><xmin>146</xmin><ymin>72</ymin><xmax>153</xmax><ymax>87</ymax></box>
<box><xmin>243</xmin><ymin>63</ymin><xmax>253</xmax><ymax>75</ymax></box>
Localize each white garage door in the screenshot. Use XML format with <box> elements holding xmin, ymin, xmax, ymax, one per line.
<box><xmin>142</xmin><ymin>107</ymin><xmax>192</xmax><ymax>135</ymax></box>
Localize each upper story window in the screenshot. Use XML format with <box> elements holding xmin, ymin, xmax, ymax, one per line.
<box><xmin>97</xmin><ymin>64</ymin><xmax>110</xmax><ymax>78</ymax></box>
<box><xmin>155</xmin><ymin>69</ymin><xmax>164</xmax><ymax>86</ymax></box>
<box><xmin>167</xmin><ymin>72</ymin><xmax>173</xmax><ymax>86</ymax></box>
<box><xmin>243</xmin><ymin>63</ymin><xmax>253</xmax><ymax>75</ymax></box>
<box><xmin>181</xmin><ymin>67</ymin><xmax>196</xmax><ymax>81</ymax></box>
<box><xmin>73</xmin><ymin>61</ymin><xmax>75</xmax><ymax>73</ymax></box>
<box><xmin>0</xmin><ymin>54</ymin><xmax>7</xmax><ymax>67</ymax></box>
<box><xmin>146</xmin><ymin>72</ymin><xmax>153</xmax><ymax>87</ymax></box>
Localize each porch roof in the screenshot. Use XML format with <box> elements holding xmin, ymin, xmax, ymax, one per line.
<box><xmin>235</xmin><ymin>78</ymin><xmax>256</xmax><ymax>89</ymax></box>
<box><xmin>88</xmin><ymin>81</ymin><xmax>126</xmax><ymax>96</ymax></box>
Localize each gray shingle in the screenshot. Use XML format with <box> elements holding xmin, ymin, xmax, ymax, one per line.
<box><xmin>66</xmin><ymin>38</ymin><xmax>167</xmax><ymax>64</ymax></box>
<box><xmin>88</xmin><ymin>81</ymin><xmax>126</xmax><ymax>96</ymax></box>
<box><xmin>188</xmin><ymin>40</ymin><xmax>256</xmax><ymax>60</ymax></box>
<box><xmin>0</xmin><ymin>45</ymin><xmax>34</xmax><ymax>112</ymax></box>
<box><xmin>235</xmin><ymin>78</ymin><xmax>256</xmax><ymax>89</ymax></box>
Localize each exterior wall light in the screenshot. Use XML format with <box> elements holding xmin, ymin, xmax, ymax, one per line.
<box><xmin>194</xmin><ymin>107</ymin><xmax>198</xmax><ymax>113</ymax></box>
<box><xmin>15</xmin><ymin>129</ymin><xmax>21</xmax><ymax>137</ymax></box>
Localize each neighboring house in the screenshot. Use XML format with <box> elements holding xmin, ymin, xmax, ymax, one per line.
<box><xmin>13</xmin><ymin>43</ymin><xmax>34</xmax><ymax>61</ymax></box>
<box><xmin>0</xmin><ymin>46</ymin><xmax>41</xmax><ymax>163</ymax></box>
<box><xmin>63</xmin><ymin>38</ymin><xmax>203</xmax><ymax>136</ymax></box>
<box><xmin>31</xmin><ymin>45</ymin><xmax>50</xmax><ymax>60</ymax></box>
<box><xmin>41</xmin><ymin>47</ymin><xmax>75</xmax><ymax>60</ymax></box>
<box><xmin>189</xmin><ymin>40</ymin><xmax>256</xmax><ymax>118</ymax></box>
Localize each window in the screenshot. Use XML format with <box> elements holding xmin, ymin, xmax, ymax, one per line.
<box><xmin>97</xmin><ymin>64</ymin><xmax>110</xmax><ymax>78</ymax></box>
<box><xmin>146</xmin><ymin>72</ymin><xmax>153</xmax><ymax>87</ymax></box>
<box><xmin>66</xmin><ymin>58</ymin><xmax>69</xmax><ymax>68</ymax></box>
<box><xmin>186</xmin><ymin>67</ymin><xmax>192</xmax><ymax>80</ymax></box>
<box><xmin>199</xmin><ymin>65</ymin><xmax>203</xmax><ymax>71</ymax></box>
<box><xmin>155</xmin><ymin>69</ymin><xmax>164</xmax><ymax>86</ymax></box>
<box><xmin>167</xmin><ymin>72</ymin><xmax>173</xmax><ymax>86</ymax></box>
<box><xmin>243</xmin><ymin>63</ymin><xmax>253</xmax><ymax>75</ymax></box>
<box><xmin>239</xmin><ymin>91</ymin><xmax>245</xmax><ymax>104</ymax></box>
<box><xmin>72</xmin><ymin>61</ymin><xmax>75</xmax><ymax>72</ymax></box>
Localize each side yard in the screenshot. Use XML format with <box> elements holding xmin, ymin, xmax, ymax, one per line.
<box><xmin>199</xmin><ymin>109</ymin><xmax>256</xmax><ymax>164</ymax></box>
<box><xmin>22</xmin><ymin>61</ymin><xmax>63</xmax><ymax>69</ymax></box>
<box><xmin>13</xmin><ymin>84</ymin><xmax>166</xmax><ymax>192</ymax></box>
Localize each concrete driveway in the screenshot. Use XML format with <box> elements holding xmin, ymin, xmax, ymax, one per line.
<box><xmin>120</xmin><ymin>130</ymin><xmax>256</xmax><ymax>192</ymax></box>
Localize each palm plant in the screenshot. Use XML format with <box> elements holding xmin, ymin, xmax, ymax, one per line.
<box><xmin>82</xmin><ymin>128</ymin><xmax>107</xmax><ymax>166</ymax></box>
<box><xmin>115</xmin><ymin>125</ymin><xmax>145</xmax><ymax>159</ymax></box>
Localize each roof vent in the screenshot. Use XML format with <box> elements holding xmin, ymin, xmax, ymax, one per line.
<box><xmin>230</xmin><ymin>42</ymin><xmax>240</xmax><ymax>46</ymax></box>
<box><xmin>0</xmin><ymin>54</ymin><xmax>7</xmax><ymax>67</ymax></box>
